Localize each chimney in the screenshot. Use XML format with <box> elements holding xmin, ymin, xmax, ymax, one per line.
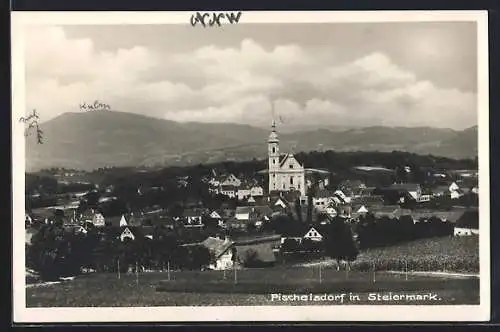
<box><xmin>224</xmin><ymin>235</ymin><xmax>231</xmax><ymax>243</ymax></box>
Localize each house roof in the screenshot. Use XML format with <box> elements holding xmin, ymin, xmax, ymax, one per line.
<box><xmin>339</xmin><ymin>179</ymin><xmax>366</xmax><ymax>189</ymax></box>
<box><xmin>142</xmin><ymin>225</ymin><xmax>155</xmax><ymax>237</ymax></box>
<box><xmin>350</xmin><ymin>195</ymin><xmax>385</xmax><ymax>206</ymax></box>
<box><xmin>221</xmin><ymin>209</ymin><xmax>235</xmax><ymax>218</ymax></box>
<box><xmin>202</xmin><ymin>237</ymin><xmax>234</xmax><ymax>258</ymax></box>
<box><xmin>233</xmin><ymin>234</ymin><xmax>282</xmax><ymax>245</ymax></box>
<box><xmin>279</xmin><ymin>153</ymin><xmax>302</xmax><ymax>168</ymax></box>
<box><xmin>455</xmin><ymin>209</ymin><xmax>479</xmax><ymax>229</ymax></box>
<box><xmin>370</xmin><ymin>205</ymin><xmax>412</xmax><ymax>218</ymax></box>
<box><xmin>304</xmin><ymin>227</ymin><xmax>323</xmax><ymax>238</ymax></box>
<box><xmin>387</xmin><ymin>183</ymin><xmax>421</xmax><ymax>192</ymax></box>
<box><xmin>283</xmin><ymin>190</ymin><xmax>302</xmax><ymax>203</ymax></box>
<box><xmin>235</xmin><ymin>206</ymin><xmax>252</xmax><ymax>215</ymax></box>
<box><xmin>315</xmin><ymin>189</ymin><xmax>333</xmax><ymax>198</ymax></box>
<box><xmin>432</xmin><ymin>185</ymin><xmax>451</xmax><ymax>193</ymax></box>
<box><xmin>252</xmin><ymin>205</ymin><xmax>273</xmax><ymax>217</ymax></box>
<box><xmin>220</xmin><ymin>173</ymin><xmax>239</xmax><ymax>182</ymax></box>
<box><xmin>221</xmin><ymin>185</ymin><xmax>236</xmax><ymax>191</ymax></box>
<box><xmin>183</xmin><ymin>209</ymin><xmax>202</xmax><ymax>217</ymax></box>
<box><xmin>357</xmin><ymin>205</ymin><xmax>369</xmax><ymax>213</ymax></box>
<box><xmin>410</xmin><ymin>209</ymin><xmax>464</xmax><ymax>223</ymax></box>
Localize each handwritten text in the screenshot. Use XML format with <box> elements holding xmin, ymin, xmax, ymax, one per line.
<box><xmin>80</xmin><ymin>100</ymin><xmax>111</xmax><ymax>112</ymax></box>
<box><xmin>19</xmin><ymin>109</ymin><xmax>43</xmax><ymax>144</ymax></box>
<box><xmin>190</xmin><ymin>12</ymin><xmax>242</xmax><ymax>27</ymax></box>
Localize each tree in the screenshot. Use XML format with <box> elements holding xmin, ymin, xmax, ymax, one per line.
<box><xmin>282</xmin><ymin>238</ymin><xmax>301</xmax><ymax>253</ymax></box>
<box><xmin>241</xmin><ymin>248</ymin><xmax>259</xmax><ymax>267</ymax></box>
<box><xmin>323</xmin><ymin>217</ymin><xmax>359</xmax><ymax>270</ymax></box>
<box><xmin>26</xmin><ymin>225</ymin><xmax>94</xmax><ymax>280</ymax></box>
<box><xmin>294</xmin><ymin>197</ymin><xmax>303</xmax><ymax>224</ymax></box>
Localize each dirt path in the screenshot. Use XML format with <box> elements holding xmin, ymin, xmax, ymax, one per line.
<box><xmin>26</xmin><ymin>276</ymin><xmax>76</xmax><ymax>288</ymax></box>
<box><xmin>387</xmin><ymin>271</ymin><xmax>479</xmax><ymax>279</ymax></box>
<box><xmin>26</xmin><ymin>281</ymin><xmax>62</xmax><ymax>288</ymax></box>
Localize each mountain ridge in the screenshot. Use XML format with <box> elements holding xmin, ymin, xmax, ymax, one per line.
<box><xmin>26</xmin><ymin>110</ymin><xmax>478</xmax><ymax>172</ymax></box>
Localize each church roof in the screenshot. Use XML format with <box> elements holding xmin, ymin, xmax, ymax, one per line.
<box><xmin>279</xmin><ymin>153</ymin><xmax>302</xmax><ymax>168</ymax></box>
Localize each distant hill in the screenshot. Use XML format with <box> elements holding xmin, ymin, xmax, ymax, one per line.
<box><xmin>25</xmin><ymin>111</ymin><xmax>478</xmax><ymax>172</ymax></box>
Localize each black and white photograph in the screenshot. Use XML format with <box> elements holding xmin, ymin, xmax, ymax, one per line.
<box><xmin>12</xmin><ymin>11</ymin><xmax>490</xmax><ymax>322</ymax></box>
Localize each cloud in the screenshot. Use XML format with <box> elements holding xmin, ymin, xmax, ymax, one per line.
<box><xmin>24</xmin><ymin>26</ymin><xmax>477</xmax><ymax>130</ymax></box>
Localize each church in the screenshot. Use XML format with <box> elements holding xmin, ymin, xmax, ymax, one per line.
<box><xmin>268</xmin><ymin>121</ymin><xmax>306</xmax><ymax>196</ymax></box>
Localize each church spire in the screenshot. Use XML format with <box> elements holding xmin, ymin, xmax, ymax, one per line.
<box><xmin>268</xmin><ymin>119</ymin><xmax>279</xmax><ymax>143</ymax></box>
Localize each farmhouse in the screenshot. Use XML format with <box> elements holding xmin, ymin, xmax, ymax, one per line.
<box><xmin>303</xmin><ymin>227</ymin><xmax>323</xmax><ymax>242</ymax></box>
<box><xmin>220</xmin><ymin>174</ymin><xmax>242</xmax><ymax>187</ymax></box>
<box><xmin>233</xmin><ymin>234</ymin><xmax>281</xmax><ymax>267</ymax></box>
<box><xmin>182</xmin><ymin>209</ymin><xmax>203</xmax><ymax>225</ymax></box>
<box><xmin>250</xmin><ymin>185</ymin><xmax>264</xmax><ymax>197</ymax></box>
<box><xmin>220</xmin><ymin>185</ymin><xmax>237</xmax><ymax>198</ymax></box>
<box><xmin>92</xmin><ymin>212</ymin><xmax>105</xmax><ymax>227</ymax></box>
<box><xmin>454</xmin><ymin>209</ymin><xmax>479</xmax><ymax>236</ymax></box>
<box><xmin>235</xmin><ymin>206</ymin><xmax>251</xmax><ymax>221</ymax></box>
<box><xmin>392</xmin><ymin>183</ymin><xmax>422</xmax><ymax>200</ymax></box>
<box><xmin>120</xmin><ymin>226</ymin><xmax>135</xmax><ymax>241</ymax></box>
<box><xmin>202</xmin><ymin>236</ymin><xmax>235</xmax><ymax>270</ymax></box>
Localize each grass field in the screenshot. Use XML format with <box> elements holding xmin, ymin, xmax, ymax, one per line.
<box><xmin>26</xmin><ymin>268</ymin><xmax>479</xmax><ymax>307</ymax></box>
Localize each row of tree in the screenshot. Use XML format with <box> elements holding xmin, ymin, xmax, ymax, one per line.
<box><xmin>355</xmin><ymin>213</ymin><xmax>454</xmax><ymax>249</ymax></box>
<box><xmin>26</xmin><ymin>225</ymin><xmax>215</xmax><ymax>281</ymax></box>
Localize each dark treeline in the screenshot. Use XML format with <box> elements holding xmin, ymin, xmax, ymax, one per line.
<box><xmin>355</xmin><ymin>213</ymin><xmax>454</xmax><ymax>250</ymax></box>
<box><xmin>26</xmin><ymin>224</ymin><xmax>214</xmax><ymax>281</ymax></box>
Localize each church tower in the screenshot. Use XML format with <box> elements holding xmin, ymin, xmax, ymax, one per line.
<box><xmin>268</xmin><ymin>120</ymin><xmax>280</xmax><ymax>193</ymax></box>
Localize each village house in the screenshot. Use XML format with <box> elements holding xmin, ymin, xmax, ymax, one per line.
<box><xmin>432</xmin><ymin>181</ymin><xmax>464</xmax><ymax>199</ymax></box>
<box><xmin>270</xmin><ymin>196</ymin><xmax>290</xmax><ymax>215</ymax></box>
<box><xmin>454</xmin><ymin>209</ymin><xmax>479</xmax><ymax>236</ymax></box>
<box><xmin>338</xmin><ymin>179</ymin><xmax>367</xmax><ymax>198</ymax></box>
<box><xmin>209</xmin><ymin>210</ymin><xmax>222</xmax><ymax>220</ymax></box>
<box><xmin>303</xmin><ymin>227</ymin><xmax>324</xmax><ymax>242</ymax></box>
<box><xmin>333</xmin><ymin>189</ymin><xmax>351</xmax><ymax>204</ymax></box>
<box><xmin>220</xmin><ymin>185</ymin><xmax>237</xmax><ymax>198</ymax></box>
<box><xmin>387</xmin><ymin>183</ymin><xmax>422</xmax><ymax>201</ymax></box>
<box><xmin>120</xmin><ymin>226</ymin><xmax>135</xmax><ymax>241</ymax></box>
<box><xmin>92</xmin><ymin>212</ymin><xmax>105</xmax><ymax>227</ymax></box>
<box><xmin>209</xmin><ymin>210</ymin><xmax>225</xmax><ymax>227</ymax></box>
<box><xmin>182</xmin><ymin>209</ymin><xmax>204</xmax><ymax>227</ymax></box>
<box><xmin>324</xmin><ymin>204</ymin><xmax>338</xmax><ymax>219</ymax></box>
<box><xmin>311</xmin><ymin>189</ymin><xmax>334</xmax><ymax>212</ymax></box>
<box><xmin>236</xmin><ymin>183</ymin><xmax>252</xmax><ymax>201</ymax></box>
<box><xmin>369</xmin><ymin>205</ymin><xmax>412</xmax><ymax>220</ymax></box>
<box><xmin>233</xmin><ymin>234</ymin><xmax>281</xmax><ymax>267</ymax></box>
<box><xmin>202</xmin><ymin>236</ymin><xmax>235</xmax><ymax>270</ymax></box>
<box><xmin>410</xmin><ymin>209</ymin><xmax>464</xmax><ymax>224</ymax></box>
<box><xmin>247</xmin><ymin>196</ymin><xmax>256</xmax><ymax>205</ymax></box>
<box><xmin>64</xmin><ymin>224</ymin><xmax>88</xmax><ymax>236</ymax></box>
<box><xmin>250</xmin><ymin>185</ymin><xmax>264</xmax><ymax>197</ymax></box>
<box><xmin>220</xmin><ymin>174</ymin><xmax>242</xmax><ymax>188</ymax></box>
<box><xmin>235</xmin><ymin>206</ymin><xmax>252</xmax><ymax>221</ymax></box>
<box><xmin>471</xmin><ymin>185</ymin><xmax>479</xmax><ymax>195</ymax></box>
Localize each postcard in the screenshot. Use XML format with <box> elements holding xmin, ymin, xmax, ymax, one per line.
<box><xmin>12</xmin><ymin>10</ymin><xmax>490</xmax><ymax>322</ymax></box>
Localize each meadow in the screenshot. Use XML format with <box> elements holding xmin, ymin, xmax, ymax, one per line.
<box><xmin>26</xmin><ymin>267</ymin><xmax>479</xmax><ymax>307</ymax></box>
<box><xmin>25</xmin><ymin>235</ymin><xmax>480</xmax><ymax>307</ymax></box>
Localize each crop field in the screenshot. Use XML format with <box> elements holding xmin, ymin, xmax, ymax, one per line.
<box><xmin>299</xmin><ymin>236</ymin><xmax>479</xmax><ymax>273</ymax></box>
<box><xmin>357</xmin><ymin>235</ymin><xmax>479</xmax><ymax>272</ymax></box>
<box><xmin>26</xmin><ymin>267</ymin><xmax>479</xmax><ymax>307</ymax></box>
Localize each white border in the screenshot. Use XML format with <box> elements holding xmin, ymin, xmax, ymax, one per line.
<box><xmin>11</xmin><ymin>10</ymin><xmax>490</xmax><ymax>323</ymax></box>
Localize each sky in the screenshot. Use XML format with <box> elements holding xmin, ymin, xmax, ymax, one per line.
<box><xmin>24</xmin><ymin>22</ymin><xmax>478</xmax><ymax>130</ymax></box>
